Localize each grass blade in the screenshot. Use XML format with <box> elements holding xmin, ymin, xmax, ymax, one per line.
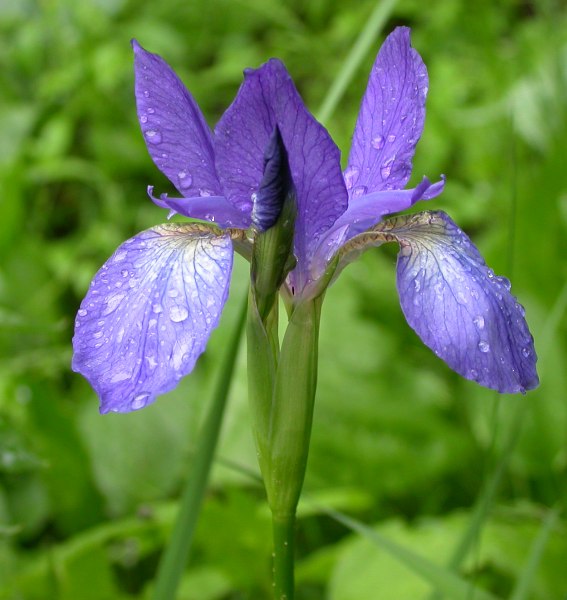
<box><xmin>324</xmin><ymin>507</ymin><xmax>502</xmax><ymax>600</ymax></box>
<box><xmin>316</xmin><ymin>0</ymin><xmax>399</xmax><ymax>123</ymax></box>
<box><xmin>151</xmin><ymin>290</ymin><xmax>248</xmax><ymax>600</ymax></box>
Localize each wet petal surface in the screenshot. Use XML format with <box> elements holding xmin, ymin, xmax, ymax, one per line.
<box><xmin>133</xmin><ymin>40</ymin><xmax>222</xmax><ymax>199</ymax></box>
<box><xmin>384</xmin><ymin>211</ymin><xmax>538</xmax><ymax>393</ymax></box>
<box><xmin>215</xmin><ymin>58</ymin><xmax>347</xmax><ymax>292</ymax></box>
<box><xmin>346</xmin><ymin>27</ymin><xmax>428</xmax><ymax>196</ymax></box>
<box><xmin>72</xmin><ymin>223</ymin><xmax>233</xmax><ymax>413</ymax></box>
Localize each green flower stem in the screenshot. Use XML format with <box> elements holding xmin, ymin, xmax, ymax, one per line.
<box><xmin>247</xmin><ymin>294</ymin><xmax>323</xmax><ymax>600</ymax></box>
<box><xmin>272</xmin><ymin>513</ymin><xmax>296</xmax><ymax>600</ymax></box>
<box><xmin>151</xmin><ymin>291</ymin><xmax>248</xmax><ymax>600</ymax></box>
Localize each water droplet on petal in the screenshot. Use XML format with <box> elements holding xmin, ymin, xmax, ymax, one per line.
<box><xmin>143</xmin><ymin>90</ymin><xmax>150</xmax><ymax>98</ymax></box>
<box><xmin>168</xmin><ymin>289</ymin><xmax>179</xmax><ymax>298</ymax></box>
<box><xmin>103</xmin><ymin>292</ymin><xmax>126</xmax><ymax>315</ymax></box>
<box><xmin>522</xmin><ymin>347</ymin><xmax>531</xmax><ymax>358</ymax></box>
<box><xmin>413</xmin><ymin>279</ymin><xmax>421</xmax><ymax>292</ymax></box>
<box><xmin>144</xmin><ymin>129</ymin><xmax>162</xmax><ymax>144</ymax></box>
<box><xmin>473</xmin><ymin>315</ymin><xmax>485</xmax><ymax>329</ymax></box>
<box><xmin>110</xmin><ymin>370</ymin><xmax>131</xmax><ymax>383</ymax></box>
<box><xmin>478</xmin><ymin>341</ymin><xmax>490</xmax><ymax>353</ymax></box>
<box><xmin>140</xmin><ymin>115</ymin><xmax>148</xmax><ymax>124</ymax></box>
<box><xmin>387</xmin><ymin>134</ymin><xmax>396</xmax><ymax>143</ymax></box>
<box><xmin>169</xmin><ymin>306</ymin><xmax>189</xmax><ymax>322</ymax></box>
<box><xmin>152</xmin><ymin>303</ymin><xmax>163</xmax><ymax>314</ymax></box>
<box><xmin>177</xmin><ymin>170</ymin><xmax>193</xmax><ymax>190</ymax></box>
<box><xmin>343</xmin><ymin>166</ymin><xmax>359</xmax><ymax>190</ymax></box>
<box><xmin>131</xmin><ymin>392</ymin><xmax>150</xmax><ymax>410</ymax></box>
<box><xmin>199</xmin><ymin>188</ymin><xmax>213</xmax><ymax>197</ymax></box>
<box><xmin>78</xmin><ymin>308</ymin><xmax>88</xmax><ymax>317</ymax></box>
<box><xmin>371</xmin><ymin>135</ymin><xmax>384</xmax><ymax>150</ymax></box>
<box><xmin>351</xmin><ymin>185</ymin><xmax>367</xmax><ymax>199</ymax></box>
<box><xmin>380</xmin><ymin>158</ymin><xmax>394</xmax><ymax>179</ymax></box>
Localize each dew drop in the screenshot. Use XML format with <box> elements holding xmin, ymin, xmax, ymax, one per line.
<box><xmin>103</xmin><ymin>292</ymin><xmax>126</xmax><ymax>315</ymax></box>
<box><xmin>522</xmin><ymin>347</ymin><xmax>531</xmax><ymax>358</ymax></box>
<box><xmin>371</xmin><ymin>135</ymin><xmax>384</xmax><ymax>150</ymax></box>
<box><xmin>145</xmin><ymin>355</ymin><xmax>158</xmax><ymax>370</ymax></box>
<box><xmin>177</xmin><ymin>170</ymin><xmax>193</xmax><ymax>190</ymax></box>
<box><xmin>387</xmin><ymin>134</ymin><xmax>396</xmax><ymax>143</ymax></box>
<box><xmin>152</xmin><ymin>303</ymin><xmax>163</xmax><ymax>314</ymax></box>
<box><xmin>478</xmin><ymin>341</ymin><xmax>490</xmax><ymax>353</ymax></box>
<box><xmin>140</xmin><ymin>115</ymin><xmax>148</xmax><ymax>124</ymax></box>
<box><xmin>351</xmin><ymin>185</ymin><xmax>367</xmax><ymax>199</ymax></box>
<box><xmin>343</xmin><ymin>165</ymin><xmax>359</xmax><ymax>190</ymax></box>
<box><xmin>144</xmin><ymin>129</ymin><xmax>162</xmax><ymax>144</ymax></box>
<box><xmin>131</xmin><ymin>392</ymin><xmax>150</xmax><ymax>410</ymax></box>
<box><xmin>78</xmin><ymin>308</ymin><xmax>88</xmax><ymax>317</ymax></box>
<box><xmin>143</xmin><ymin>90</ymin><xmax>150</xmax><ymax>98</ymax></box>
<box><xmin>169</xmin><ymin>306</ymin><xmax>189</xmax><ymax>322</ymax></box>
<box><xmin>380</xmin><ymin>158</ymin><xmax>394</xmax><ymax>179</ymax></box>
<box><xmin>473</xmin><ymin>315</ymin><xmax>485</xmax><ymax>329</ymax></box>
<box><xmin>413</xmin><ymin>279</ymin><xmax>421</xmax><ymax>292</ymax></box>
<box><xmin>121</xmin><ymin>269</ymin><xmax>129</xmax><ymax>278</ymax></box>
<box><xmin>113</xmin><ymin>250</ymin><xmax>127</xmax><ymax>262</ymax></box>
<box><xmin>110</xmin><ymin>370</ymin><xmax>131</xmax><ymax>383</ymax></box>
<box><xmin>199</xmin><ymin>188</ymin><xmax>213</xmax><ymax>197</ymax></box>
<box><xmin>167</xmin><ymin>289</ymin><xmax>179</xmax><ymax>298</ymax></box>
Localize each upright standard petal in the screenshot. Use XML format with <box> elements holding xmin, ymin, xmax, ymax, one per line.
<box><xmin>373</xmin><ymin>212</ymin><xmax>538</xmax><ymax>393</ymax></box>
<box><xmin>346</xmin><ymin>27</ymin><xmax>428</xmax><ymax>196</ymax></box>
<box><xmin>215</xmin><ymin>59</ymin><xmax>348</xmax><ymax>293</ymax></box>
<box><xmin>72</xmin><ymin>223</ymin><xmax>233</xmax><ymax>413</ymax></box>
<box><xmin>132</xmin><ymin>40</ymin><xmax>222</xmax><ymax>199</ymax></box>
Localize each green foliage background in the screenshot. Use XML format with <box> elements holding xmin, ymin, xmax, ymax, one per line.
<box><xmin>1</xmin><ymin>0</ymin><xmax>566</xmax><ymax>598</ymax></box>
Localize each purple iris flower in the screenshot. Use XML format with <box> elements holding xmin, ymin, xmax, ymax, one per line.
<box><xmin>72</xmin><ymin>27</ymin><xmax>538</xmax><ymax>414</ymax></box>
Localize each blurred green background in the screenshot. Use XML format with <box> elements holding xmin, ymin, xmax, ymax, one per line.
<box><xmin>1</xmin><ymin>0</ymin><xmax>566</xmax><ymax>598</ymax></box>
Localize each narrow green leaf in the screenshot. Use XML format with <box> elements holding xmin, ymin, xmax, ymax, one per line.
<box><xmin>323</xmin><ymin>508</ymin><xmax>502</xmax><ymax>600</ymax></box>
<box><xmin>509</xmin><ymin>508</ymin><xmax>560</xmax><ymax>600</ymax></box>
<box><xmin>316</xmin><ymin>0</ymin><xmax>400</xmax><ymax>123</ymax></box>
<box><xmin>151</xmin><ymin>290</ymin><xmax>248</xmax><ymax>600</ymax></box>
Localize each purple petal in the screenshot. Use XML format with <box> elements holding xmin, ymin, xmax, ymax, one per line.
<box><xmin>72</xmin><ymin>223</ymin><xmax>233</xmax><ymax>413</ymax></box>
<box><xmin>215</xmin><ymin>59</ymin><xmax>348</xmax><ymax>292</ymax></box>
<box><xmin>392</xmin><ymin>211</ymin><xmax>538</xmax><ymax>393</ymax></box>
<box><xmin>252</xmin><ymin>127</ymin><xmax>293</xmax><ymax>232</ymax></box>
<box><xmin>148</xmin><ymin>187</ymin><xmax>252</xmax><ymax>229</ymax></box>
<box><xmin>132</xmin><ymin>40</ymin><xmax>222</xmax><ymax>199</ymax></box>
<box><xmin>316</xmin><ymin>176</ymin><xmax>445</xmax><ymax>266</ymax></box>
<box><xmin>346</xmin><ymin>27</ymin><xmax>428</xmax><ymax>195</ymax></box>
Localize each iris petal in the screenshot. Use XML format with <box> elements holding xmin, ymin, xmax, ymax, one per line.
<box><xmin>72</xmin><ymin>224</ymin><xmax>233</xmax><ymax>413</ymax></box>
<box><xmin>215</xmin><ymin>58</ymin><xmax>348</xmax><ymax>293</ymax></box>
<box><xmin>346</xmin><ymin>27</ymin><xmax>429</xmax><ymax>196</ymax></box>
<box><xmin>132</xmin><ymin>40</ymin><xmax>223</xmax><ymax>199</ymax></box>
<box><xmin>386</xmin><ymin>211</ymin><xmax>538</xmax><ymax>393</ymax></box>
<box><xmin>147</xmin><ymin>187</ymin><xmax>251</xmax><ymax>229</ymax></box>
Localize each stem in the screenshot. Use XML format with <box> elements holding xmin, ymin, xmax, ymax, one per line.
<box><xmin>151</xmin><ymin>291</ymin><xmax>248</xmax><ymax>600</ymax></box>
<box><xmin>272</xmin><ymin>514</ymin><xmax>296</xmax><ymax>600</ymax></box>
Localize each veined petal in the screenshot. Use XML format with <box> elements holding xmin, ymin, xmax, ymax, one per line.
<box><xmin>387</xmin><ymin>211</ymin><xmax>538</xmax><ymax>392</ymax></box>
<box><xmin>72</xmin><ymin>223</ymin><xmax>233</xmax><ymax>413</ymax></box>
<box><xmin>133</xmin><ymin>40</ymin><xmax>222</xmax><ymax>199</ymax></box>
<box><xmin>215</xmin><ymin>59</ymin><xmax>348</xmax><ymax>292</ymax></box>
<box><xmin>148</xmin><ymin>187</ymin><xmax>252</xmax><ymax>229</ymax></box>
<box><xmin>346</xmin><ymin>27</ymin><xmax>428</xmax><ymax>195</ymax></box>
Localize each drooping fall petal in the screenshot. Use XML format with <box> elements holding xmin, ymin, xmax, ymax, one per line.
<box><xmin>72</xmin><ymin>223</ymin><xmax>233</xmax><ymax>413</ymax></box>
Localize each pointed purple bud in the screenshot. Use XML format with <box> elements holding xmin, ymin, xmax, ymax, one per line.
<box><xmin>385</xmin><ymin>211</ymin><xmax>538</xmax><ymax>393</ymax></box>
<box><xmin>252</xmin><ymin>127</ymin><xmax>293</xmax><ymax>232</ymax></box>
<box><xmin>72</xmin><ymin>224</ymin><xmax>233</xmax><ymax>413</ymax></box>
